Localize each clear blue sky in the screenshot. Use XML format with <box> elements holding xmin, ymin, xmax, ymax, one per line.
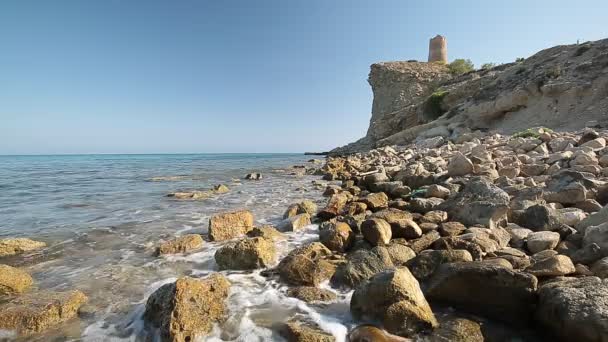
<box><xmin>1</xmin><ymin>0</ymin><xmax>607</xmax><ymax>154</ymax></box>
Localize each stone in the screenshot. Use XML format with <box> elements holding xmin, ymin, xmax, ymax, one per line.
<box><xmin>156</xmin><ymin>234</ymin><xmax>204</xmax><ymax>255</ymax></box>
<box><xmin>284</xmin><ymin>200</ymin><xmax>318</xmax><ymax>218</ymax></box>
<box><xmin>424</xmin><ymin>317</ymin><xmax>484</xmax><ymax>342</ymax></box>
<box><xmin>409</xmin><ymin>231</ymin><xmax>441</xmax><ymax>254</ymax></box>
<box><xmin>559</xmin><ymin>208</ymin><xmax>587</xmax><ymax>226</ymax></box>
<box><xmin>438</xmin><ymin>179</ymin><xmax>509</xmax><ymax>229</ymax></box>
<box><xmin>361</xmin><ymin>218</ymin><xmax>392</xmax><ymax>246</ymax></box>
<box><xmin>278</xmin><ymin>243</ymin><xmax>336</xmax><ymax>286</ymax></box>
<box><xmin>448</xmin><ymin>152</ymin><xmax>474</xmax><ymax>177</ymax></box>
<box><xmin>426</xmin><ymin>262</ymin><xmax>538</xmax><ymax>326</ymax></box>
<box><xmin>507</xmin><ymin>226</ymin><xmax>533</xmax><ymax>248</ymax></box>
<box><xmin>0</xmin><ymin>290</ymin><xmax>87</xmax><ymax>334</ymax></box>
<box><xmin>144</xmin><ymin>274</ymin><xmax>230</xmax><ymax>342</ymax></box>
<box><xmin>385</xmin><ymin>243</ymin><xmax>416</xmax><ymax>265</ymax></box>
<box><xmin>432</xmin><ymin>237</ymin><xmax>484</xmax><ymax>260</ymax></box>
<box><xmin>583</xmin><ymin>223</ymin><xmax>608</xmax><ymax>257</ymax></box>
<box><xmin>319</xmin><ymin>221</ymin><xmax>355</xmax><ymax>252</ymax></box>
<box><xmin>208</xmin><ymin>210</ymin><xmax>254</xmax><ymax>241</ymax></box>
<box><xmin>408</xmin><ymin>197</ymin><xmax>444</xmax><ymax>214</ymax></box>
<box><xmin>406</xmin><ymin>250</ymin><xmax>473</xmax><ymax>280</ymax></box>
<box><xmin>426</xmin><ymin>184</ymin><xmax>451</xmax><ymax>199</ymax></box>
<box><xmin>279</xmin><ymin>322</ymin><xmax>335</xmax><ymax>342</ymax></box>
<box><xmin>247</xmin><ymin>225</ymin><xmax>285</xmax><ymax>241</ymax></box>
<box><xmin>422</xmin><ymin>210</ymin><xmax>448</xmax><ymax>224</ymax></box>
<box><xmin>347</xmin><ymin>325</ymin><xmax>410</xmax><ymax>342</ymax></box>
<box><xmin>371</xmin><ymin>209</ymin><xmax>422</xmax><ymax>239</ymax></box>
<box><xmin>286</xmin><ymin>287</ymin><xmax>337</xmax><ymax>303</ymax></box>
<box><xmin>342</xmin><ymin>202</ymin><xmax>368</xmax><ymax>216</ymax></box>
<box><xmin>527</xmin><ymin>231</ymin><xmax>560</xmax><ymax>254</ymax></box>
<box><xmin>0</xmin><ymin>238</ymin><xmax>46</xmax><ymax>258</ymax></box>
<box><xmin>577</xmin><ymin>205</ymin><xmax>608</xmax><ymax>233</ymax></box>
<box><xmin>517</xmin><ymin>204</ymin><xmax>564</xmax><ymax>231</ymax></box>
<box><xmin>0</xmin><ymin>264</ymin><xmax>33</xmax><ymax>295</ymax></box>
<box><xmin>215</xmin><ymin>237</ymin><xmax>276</xmax><ymax>270</ymax></box>
<box><xmin>571</xmin><ymin>242</ymin><xmax>603</xmax><ymax>265</ymax></box>
<box><xmin>280</xmin><ymin>213</ymin><xmax>312</xmax><ymax>232</ymax></box>
<box><xmin>591</xmin><ymin>257</ymin><xmax>608</xmax><ymax>278</ymax></box>
<box><xmin>544</xmin><ymin>172</ymin><xmax>589</xmax><ymax>205</ymax></box>
<box><xmin>245</xmin><ymin>172</ymin><xmax>262</xmax><ymax>180</ymax></box>
<box><xmin>439</xmin><ymin>222</ymin><xmax>466</xmax><ymax>237</ymax></box>
<box><xmin>536</xmin><ymin>277</ymin><xmax>608</xmax><ymax>342</ymax></box>
<box><xmin>362</xmin><ymin>192</ymin><xmax>389</xmax><ymax>211</ymax></box>
<box><xmin>331</xmin><ymin>247</ymin><xmax>393</xmax><ymax>288</ymax></box>
<box><xmin>318</xmin><ymin>193</ymin><xmax>349</xmax><ymax>220</ymax></box>
<box><xmin>351</xmin><ymin>268</ymin><xmax>438</xmax><ymax>336</ymax></box>
<box><xmin>526</xmin><ymin>255</ymin><xmax>576</xmax><ymax>277</ymax></box>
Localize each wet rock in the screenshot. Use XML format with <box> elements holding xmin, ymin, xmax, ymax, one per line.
<box><xmin>247</xmin><ymin>225</ymin><xmax>285</xmax><ymax>241</ymax></box>
<box><xmin>527</xmin><ymin>231</ymin><xmax>560</xmax><ymax>254</ymax></box>
<box><xmin>0</xmin><ymin>264</ymin><xmax>33</xmax><ymax>295</ymax></box>
<box><xmin>208</xmin><ymin>210</ymin><xmax>254</xmax><ymax>241</ymax></box>
<box><xmin>286</xmin><ymin>287</ymin><xmax>337</xmax><ymax>303</ymax></box>
<box><xmin>319</xmin><ymin>221</ymin><xmax>355</xmax><ymax>253</ymax></box>
<box><xmin>144</xmin><ymin>274</ymin><xmax>230</xmax><ymax>342</ymax></box>
<box><xmin>406</xmin><ymin>250</ymin><xmax>473</xmax><ymax>280</ymax></box>
<box><xmin>278</xmin><ymin>322</ymin><xmax>335</xmax><ymax>342</ymax></box>
<box><xmin>426</xmin><ymin>262</ymin><xmax>538</xmax><ymax>326</ymax></box>
<box><xmin>284</xmin><ymin>200</ymin><xmax>318</xmax><ymax>219</ymax></box>
<box><xmin>215</xmin><ymin>237</ymin><xmax>276</xmax><ymax>270</ymax></box>
<box><xmin>0</xmin><ymin>238</ymin><xmax>46</xmax><ymax>258</ymax></box>
<box><xmin>0</xmin><ymin>290</ymin><xmax>87</xmax><ymax>334</ymax></box>
<box><xmin>536</xmin><ymin>277</ymin><xmax>608</xmax><ymax>342</ymax></box>
<box><xmin>280</xmin><ymin>213</ymin><xmax>312</xmax><ymax>232</ymax></box>
<box><xmin>331</xmin><ymin>247</ymin><xmax>393</xmax><ymax>288</ymax></box>
<box><xmin>438</xmin><ymin>222</ymin><xmax>466</xmax><ymax>237</ymax></box>
<box><xmin>526</xmin><ymin>255</ymin><xmax>576</xmax><ymax>277</ymax></box>
<box><xmin>362</xmin><ymin>192</ymin><xmax>389</xmax><ymax>211</ymax></box>
<box><xmin>438</xmin><ymin>179</ymin><xmax>509</xmax><ymax>229</ymax></box>
<box><xmin>372</xmin><ymin>209</ymin><xmax>422</xmax><ymax>239</ymax></box>
<box><xmin>156</xmin><ymin>234</ymin><xmax>204</xmax><ymax>255</ymax></box>
<box><xmin>351</xmin><ymin>268</ymin><xmax>438</xmax><ymax>336</ymax></box>
<box><xmin>318</xmin><ymin>193</ymin><xmax>349</xmax><ymax>220</ymax></box>
<box><xmin>342</xmin><ymin>202</ymin><xmax>368</xmax><ymax>216</ymax></box>
<box><xmin>361</xmin><ymin>218</ymin><xmax>392</xmax><ymax>246</ymax></box>
<box><xmin>447</xmin><ymin>152</ymin><xmax>474</xmax><ymax>177</ymax></box>
<box><xmin>278</xmin><ymin>243</ymin><xmax>336</xmax><ymax>286</ymax></box>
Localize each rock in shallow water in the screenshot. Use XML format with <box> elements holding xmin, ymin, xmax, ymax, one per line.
<box><xmin>156</xmin><ymin>234</ymin><xmax>204</xmax><ymax>255</ymax></box>
<box><xmin>215</xmin><ymin>237</ymin><xmax>276</xmax><ymax>270</ymax></box>
<box><xmin>208</xmin><ymin>210</ymin><xmax>254</xmax><ymax>241</ymax></box>
<box><xmin>278</xmin><ymin>242</ymin><xmax>336</xmax><ymax>286</ymax></box>
<box><xmin>0</xmin><ymin>238</ymin><xmax>46</xmax><ymax>257</ymax></box>
<box><xmin>0</xmin><ymin>264</ymin><xmax>33</xmax><ymax>295</ymax></box>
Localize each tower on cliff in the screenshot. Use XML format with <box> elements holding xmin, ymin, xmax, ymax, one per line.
<box><xmin>428</xmin><ymin>35</ymin><xmax>448</xmax><ymax>63</ymax></box>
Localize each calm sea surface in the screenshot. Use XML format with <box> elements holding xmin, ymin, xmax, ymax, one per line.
<box><xmin>0</xmin><ymin>154</ymin><xmax>351</xmax><ymax>341</ymax></box>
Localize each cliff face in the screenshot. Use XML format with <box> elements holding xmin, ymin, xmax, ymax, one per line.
<box><xmin>333</xmin><ymin>38</ymin><xmax>608</xmax><ymax>154</ymax></box>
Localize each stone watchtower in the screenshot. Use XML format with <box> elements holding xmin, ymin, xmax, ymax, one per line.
<box><xmin>428</xmin><ymin>35</ymin><xmax>448</xmax><ymax>63</ymax></box>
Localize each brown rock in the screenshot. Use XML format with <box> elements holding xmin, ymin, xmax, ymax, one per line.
<box><xmin>286</xmin><ymin>287</ymin><xmax>337</xmax><ymax>303</ymax></box>
<box><xmin>208</xmin><ymin>210</ymin><xmax>254</xmax><ymax>241</ymax></box>
<box><xmin>247</xmin><ymin>225</ymin><xmax>285</xmax><ymax>241</ymax></box>
<box><xmin>319</xmin><ymin>221</ymin><xmax>355</xmax><ymax>252</ymax></box>
<box><xmin>156</xmin><ymin>234</ymin><xmax>204</xmax><ymax>255</ymax></box>
<box><xmin>0</xmin><ymin>238</ymin><xmax>46</xmax><ymax>257</ymax></box>
<box><xmin>279</xmin><ymin>322</ymin><xmax>335</xmax><ymax>342</ymax></box>
<box><xmin>439</xmin><ymin>222</ymin><xmax>466</xmax><ymax>237</ymax></box>
<box><xmin>278</xmin><ymin>243</ymin><xmax>336</xmax><ymax>286</ymax></box>
<box><xmin>280</xmin><ymin>213</ymin><xmax>312</xmax><ymax>232</ymax></box>
<box><xmin>362</xmin><ymin>192</ymin><xmax>389</xmax><ymax>211</ymax></box>
<box><xmin>215</xmin><ymin>237</ymin><xmax>276</xmax><ymax>270</ymax></box>
<box><xmin>0</xmin><ymin>264</ymin><xmax>33</xmax><ymax>295</ymax></box>
<box><xmin>318</xmin><ymin>193</ymin><xmax>349</xmax><ymax>220</ymax></box>
<box><xmin>361</xmin><ymin>218</ymin><xmax>392</xmax><ymax>246</ymax></box>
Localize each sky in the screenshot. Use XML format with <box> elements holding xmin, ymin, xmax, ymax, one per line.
<box><xmin>1</xmin><ymin>0</ymin><xmax>607</xmax><ymax>154</ymax></box>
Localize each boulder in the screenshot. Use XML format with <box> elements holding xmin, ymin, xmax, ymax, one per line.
<box><xmin>318</xmin><ymin>193</ymin><xmax>349</xmax><ymax>220</ymax></box>
<box><xmin>247</xmin><ymin>225</ymin><xmax>285</xmax><ymax>241</ymax></box>
<box><xmin>208</xmin><ymin>210</ymin><xmax>254</xmax><ymax>241</ymax></box>
<box><xmin>410</xmin><ymin>231</ymin><xmax>441</xmax><ymax>254</ymax></box>
<box><xmin>348</xmin><ymin>325</ymin><xmax>411</xmax><ymax>342</ymax></box>
<box><xmin>426</xmin><ymin>262</ymin><xmax>538</xmax><ymax>326</ymax></box>
<box><xmin>432</xmin><ymin>237</ymin><xmax>484</xmax><ymax>261</ymax></box>
<box><xmin>286</xmin><ymin>287</ymin><xmax>337</xmax><ymax>303</ymax></box>
<box><xmin>577</xmin><ymin>206</ymin><xmax>608</xmax><ymax>233</ymax></box>
<box><xmin>278</xmin><ymin>322</ymin><xmax>335</xmax><ymax>342</ymax></box>
<box><xmin>284</xmin><ymin>200</ymin><xmax>318</xmax><ymax>218</ymax></box>
<box><xmin>517</xmin><ymin>204</ymin><xmax>564</xmax><ymax>231</ymax></box>
<box><xmin>422</xmin><ymin>210</ymin><xmax>448</xmax><ymax>224</ymax></box>
<box><xmin>426</xmin><ymin>184</ymin><xmax>451</xmax><ymax>199</ymax></box>
<box><xmin>319</xmin><ymin>221</ymin><xmax>354</xmax><ymax>252</ymax></box>
<box><xmin>144</xmin><ymin>274</ymin><xmax>230</xmax><ymax>342</ymax></box>
<box><xmin>215</xmin><ymin>237</ymin><xmax>276</xmax><ymax>270</ymax></box>
<box><xmin>424</xmin><ymin>317</ymin><xmax>484</xmax><ymax>342</ymax></box>
<box><xmin>362</xmin><ymin>192</ymin><xmax>389</xmax><ymax>211</ymax></box>
<box><xmin>570</xmin><ymin>242</ymin><xmax>602</xmax><ymax>265</ymax></box>
<box><xmin>408</xmin><ymin>197</ymin><xmax>444</xmax><ymax>214</ymax></box>
<box><xmin>406</xmin><ymin>250</ymin><xmax>473</xmax><ymax>280</ymax></box>
<box><xmin>278</xmin><ymin>243</ymin><xmax>336</xmax><ymax>286</ymax></box>
<box><xmin>525</xmin><ymin>255</ymin><xmax>576</xmax><ymax>277</ymax></box>
<box><xmin>583</xmin><ymin>223</ymin><xmax>608</xmax><ymax>257</ymax></box>
<box><xmin>361</xmin><ymin>218</ymin><xmax>392</xmax><ymax>246</ymax></box>
<box><xmin>0</xmin><ymin>264</ymin><xmax>33</xmax><ymax>295</ymax></box>
<box><xmin>156</xmin><ymin>234</ymin><xmax>204</xmax><ymax>255</ymax></box>
<box><xmin>386</xmin><ymin>243</ymin><xmax>416</xmax><ymax>265</ymax></box>
<box><xmin>439</xmin><ymin>222</ymin><xmax>466</xmax><ymax>237</ymax></box>
<box><xmin>507</xmin><ymin>225</ymin><xmax>533</xmax><ymax>248</ymax></box>
<box><xmin>591</xmin><ymin>257</ymin><xmax>608</xmax><ymax>278</ymax></box>
<box><xmin>331</xmin><ymin>247</ymin><xmax>393</xmax><ymax>288</ymax></box>
<box><xmin>438</xmin><ymin>179</ymin><xmax>510</xmax><ymax>229</ymax></box>
<box><xmin>448</xmin><ymin>152</ymin><xmax>474</xmax><ymax>177</ymax></box>
<box><xmin>280</xmin><ymin>213</ymin><xmax>312</xmax><ymax>232</ymax></box>
<box><xmin>536</xmin><ymin>277</ymin><xmax>608</xmax><ymax>342</ymax></box>
<box><xmin>351</xmin><ymin>268</ymin><xmax>438</xmax><ymax>336</ymax></box>
<box><xmin>0</xmin><ymin>290</ymin><xmax>87</xmax><ymax>334</ymax></box>
<box><xmin>527</xmin><ymin>231</ymin><xmax>560</xmax><ymax>254</ymax></box>
<box><xmin>371</xmin><ymin>209</ymin><xmax>422</xmax><ymax>239</ymax></box>
<box><xmin>0</xmin><ymin>238</ymin><xmax>46</xmax><ymax>257</ymax></box>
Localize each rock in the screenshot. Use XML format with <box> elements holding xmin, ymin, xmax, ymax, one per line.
<box><xmin>536</xmin><ymin>277</ymin><xmax>608</xmax><ymax>342</ymax></box>
<box><xmin>406</xmin><ymin>250</ymin><xmax>473</xmax><ymax>280</ymax></box>
<box><xmin>0</xmin><ymin>238</ymin><xmax>46</xmax><ymax>257</ymax></box>
<box><xmin>570</xmin><ymin>242</ymin><xmax>602</xmax><ymax>265</ymax></box>
<box><xmin>408</xmin><ymin>197</ymin><xmax>444</xmax><ymax>214</ymax></box>
<box><xmin>278</xmin><ymin>322</ymin><xmax>335</xmax><ymax>342</ymax></box>
<box><xmin>527</xmin><ymin>231</ymin><xmax>560</xmax><ymax>254</ymax></box>
<box><xmin>208</xmin><ymin>210</ymin><xmax>254</xmax><ymax>241</ymax></box>
<box><xmin>424</xmin><ymin>317</ymin><xmax>484</xmax><ymax>342</ymax></box>
<box><xmin>591</xmin><ymin>257</ymin><xmax>608</xmax><ymax>278</ymax></box>
<box><xmin>432</xmin><ymin>237</ymin><xmax>484</xmax><ymax>260</ymax></box>
<box><xmin>284</xmin><ymin>200</ymin><xmax>318</xmax><ymax>218</ymax></box>
<box><xmin>144</xmin><ymin>274</ymin><xmax>230</xmax><ymax>342</ymax></box>
<box><xmin>361</xmin><ymin>218</ymin><xmax>392</xmax><ymax>246</ymax></box>
<box><xmin>438</xmin><ymin>179</ymin><xmax>510</xmax><ymax>229</ymax></box>
<box><xmin>280</xmin><ymin>213</ymin><xmax>312</xmax><ymax>232</ymax></box>
<box><xmin>386</xmin><ymin>243</ymin><xmax>416</xmax><ymax>265</ymax></box>
<box><xmin>583</xmin><ymin>223</ymin><xmax>608</xmax><ymax>257</ymax></box>
<box><xmin>439</xmin><ymin>222</ymin><xmax>466</xmax><ymax>237</ymax></box>
<box><xmin>506</xmin><ymin>226</ymin><xmax>533</xmax><ymax>248</ymax></box>
<box><xmin>372</xmin><ymin>209</ymin><xmax>422</xmax><ymax>239</ymax></box>
<box><xmin>577</xmin><ymin>205</ymin><xmax>608</xmax><ymax>233</ymax></box>
<box><xmin>342</xmin><ymin>202</ymin><xmax>368</xmax><ymax>216</ymax></box>
<box><xmin>544</xmin><ymin>172</ymin><xmax>588</xmax><ymax>205</ymax></box>
<box><xmin>278</xmin><ymin>243</ymin><xmax>336</xmax><ymax>286</ymax></box>
<box><xmin>351</xmin><ymin>268</ymin><xmax>438</xmax><ymax>336</ymax></box>
<box><xmin>286</xmin><ymin>287</ymin><xmax>337</xmax><ymax>303</ymax></box>
<box><xmin>448</xmin><ymin>152</ymin><xmax>474</xmax><ymax>177</ymax></box>
<box><xmin>426</xmin><ymin>262</ymin><xmax>538</xmax><ymax>326</ymax></box>
<box><xmin>517</xmin><ymin>204</ymin><xmax>564</xmax><ymax>231</ymax></box>
<box><xmin>526</xmin><ymin>255</ymin><xmax>576</xmax><ymax>277</ymax></box>
<box><xmin>156</xmin><ymin>234</ymin><xmax>204</xmax><ymax>255</ymax></box>
<box><xmin>318</xmin><ymin>193</ymin><xmax>349</xmax><ymax>220</ymax></box>
<box><xmin>559</xmin><ymin>208</ymin><xmax>587</xmax><ymax>226</ymax></box>
<box><xmin>422</xmin><ymin>210</ymin><xmax>448</xmax><ymax>224</ymax></box>
<box><xmin>0</xmin><ymin>264</ymin><xmax>33</xmax><ymax>295</ymax></box>
<box><xmin>362</xmin><ymin>192</ymin><xmax>389</xmax><ymax>211</ymax></box>
<box><xmin>245</xmin><ymin>172</ymin><xmax>263</xmax><ymax>180</ymax></box>
<box><xmin>347</xmin><ymin>325</ymin><xmax>411</xmax><ymax>342</ymax></box>
<box><xmin>409</xmin><ymin>231</ymin><xmax>441</xmax><ymax>254</ymax></box>
<box><xmin>0</xmin><ymin>290</ymin><xmax>87</xmax><ymax>334</ymax></box>
<box><xmin>426</xmin><ymin>184</ymin><xmax>450</xmax><ymax>199</ymax></box>
<box><xmin>331</xmin><ymin>247</ymin><xmax>393</xmax><ymax>288</ymax></box>
<box><xmin>215</xmin><ymin>237</ymin><xmax>276</xmax><ymax>270</ymax></box>
<box><xmin>319</xmin><ymin>221</ymin><xmax>355</xmax><ymax>252</ymax></box>
<box><xmin>247</xmin><ymin>225</ymin><xmax>285</xmax><ymax>241</ymax></box>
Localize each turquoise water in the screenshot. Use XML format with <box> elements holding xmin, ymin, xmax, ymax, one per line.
<box><xmin>0</xmin><ymin>154</ymin><xmax>352</xmax><ymax>341</ymax></box>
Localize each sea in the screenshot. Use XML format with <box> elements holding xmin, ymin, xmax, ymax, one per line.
<box><xmin>0</xmin><ymin>154</ymin><xmax>352</xmax><ymax>341</ymax></box>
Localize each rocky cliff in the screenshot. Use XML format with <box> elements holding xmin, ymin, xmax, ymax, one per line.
<box><xmin>333</xmin><ymin>38</ymin><xmax>608</xmax><ymax>154</ymax></box>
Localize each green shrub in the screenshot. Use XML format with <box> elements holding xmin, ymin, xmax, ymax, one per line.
<box><xmin>574</xmin><ymin>44</ymin><xmax>591</xmax><ymax>57</ymax></box>
<box><xmin>481</xmin><ymin>63</ymin><xmax>496</xmax><ymax>70</ymax></box>
<box><xmin>512</xmin><ymin>127</ymin><xmax>554</xmax><ymax>139</ymax></box>
<box><xmin>447</xmin><ymin>59</ymin><xmax>474</xmax><ymax>75</ymax></box>
<box><xmin>516</xmin><ymin>57</ymin><xmax>525</xmax><ymax>63</ymax></box>
<box><xmin>423</xmin><ymin>91</ymin><xmax>449</xmax><ymax>121</ymax></box>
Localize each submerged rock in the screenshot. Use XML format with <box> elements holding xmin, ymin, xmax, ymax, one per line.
<box><xmin>0</xmin><ymin>238</ymin><xmax>46</xmax><ymax>258</ymax></box>
<box><xmin>208</xmin><ymin>210</ymin><xmax>254</xmax><ymax>241</ymax></box>
<box><xmin>215</xmin><ymin>237</ymin><xmax>276</xmax><ymax>270</ymax></box>
<box><xmin>156</xmin><ymin>234</ymin><xmax>204</xmax><ymax>255</ymax></box>
<box><xmin>144</xmin><ymin>274</ymin><xmax>231</xmax><ymax>342</ymax></box>
<box><xmin>0</xmin><ymin>264</ymin><xmax>33</xmax><ymax>295</ymax></box>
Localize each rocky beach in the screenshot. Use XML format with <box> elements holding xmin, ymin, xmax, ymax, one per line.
<box><xmin>2</xmin><ymin>38</ymin><xmax>608</xmax><ymax>342</ymax></box>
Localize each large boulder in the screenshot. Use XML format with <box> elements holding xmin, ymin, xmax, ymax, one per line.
<box><xmin>426</xmin><ymin>262</ymin><xmax>538</xmax><ymax>326</ymax></box>
<box><xmin>331</xmin><ymin>247</ymin><xmax>393</xmax><ymax>288</ymax></box>
<box><xmin>208</xmin><ymin>210</ymin><xmax>254</xmax><ymax>241</ymax></box>
<box><xmin>438</xmin><ymin>179</ymin><xmax>510</xmax><ymax>229</ymax></box>
<box><xmin>536</xmin><ymin>277</ymin><xmax>608</xmax><ymax>342</ymax></box>
<box><xmin>156</xmin><ymin>234</ymin><xmax>204</xmax><ymax>255</ymax></box>
<box><xmin>371</xmin><ymin>209</ymin><xmax>422</xmax><ymax>239</ymax></box>
<box><xmin>406</xmin><ymin>250</ymin><xmax>473</xmax><ymax>280</ymax></box>
<box><xmin>0</xmin><ymin>264</ymin><xmax>33</xmax><ymax>295</ymax></box>
<box><xmin>215</xmin><ymin>237</ymin><xmax>276</xmax><ymax>270</ymax></box>
<box><xmin>351</xmin><ymin>268</ymin><xmax>438</xmax><ymax>336</ymax></box>
<box><xmin>319</xmin><ymin>221</ymin><xmax>355</xmax><ymax>252</ymax></box>
<box><xmin>361</xmin><ymin>218</ymin><xmax>392</xmax><ymax>246</ymax></box>
<box><xmin>0</xmin><ymin>238</ymin><xmax>46</xmax><ymax>257</ymax></box>
<box><xmin>247</xmin><ymin>225</ymin><xmax>285</xmax><ymax>241</ymax></box>
<box><xmin>422</xmin><ymin>317</ymin><xmax>484</xmax><ymax>342</ymax></box>
<box><xmin>144</xmin><ymin>274</ymin><xmax>231</xmax><ymax>342</ymax></box>
<box><xmin>278</xmin><ymin>243</ymin><xmax>336</xmax><ymax>286</ymax></box>
<box><xmin>318</xmin><ymin>193</ymin><xmax>349</xmax><ymax>220</ymax></box>
<box><xmin>0</xmin><ymin>290</ymin><xmax>87</xmax><ymax>334</ymax></box>
<box><xmin>577</xmin><ymin>205</ymin><xmax>608</xmax><ymax>233</ymax></box>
